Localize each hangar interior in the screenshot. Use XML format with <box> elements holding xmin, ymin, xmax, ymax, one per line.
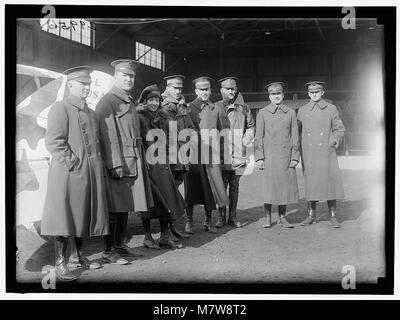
<box><xmin>16</xmin><ymin>18</ymin><xmax>384</xmax><ymax>154</ymax></box>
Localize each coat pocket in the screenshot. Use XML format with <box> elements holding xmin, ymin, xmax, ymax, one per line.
<box><xmin>122</xmin><ymin>141</ymin><xmax>137</xmax><ymax>176</ymax></box>
<box><xmin>64</xmin><ymin>153</ymin><xmax>80</xmax><ymax>172</ymax></box>
<box><xmin>122</xmin><ymin>142</ymin><xmax>135</xmax><ymax>157</ymax></box>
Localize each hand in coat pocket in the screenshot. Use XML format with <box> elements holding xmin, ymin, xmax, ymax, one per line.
<box><xmin>66</xmin><ymin>155</ymin><xmax>80</xmax><ymax>171</ymax></box>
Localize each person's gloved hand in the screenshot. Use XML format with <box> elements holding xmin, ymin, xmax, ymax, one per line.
<box><xmin>334</xmin><ymin>139</ymin><xmax>340</xmax><ymax>149</ymax></box>
<box><xmin>110</xmin><ymin>166</ymin><xmax>123</xmax><ymax>178</ymax></box>
<box><xmin>289</xmin><ymin>160</ymin><xmax>299</xmax><ymax>168</ymax></box>
<box><xmin>256</xmin><ymin>159</ymin><xmax>264</xmax><ymax>170</ymax></box>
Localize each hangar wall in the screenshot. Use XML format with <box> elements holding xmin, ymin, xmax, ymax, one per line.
<box><xmin>17</xmin><ymin>19</ymin><xmax>164</xmax><ymax>97</ymax></box>
<box><xmin>18</xmin><ymin>19</ymin><xmax>381</xmax><ymax>99</ymax></box>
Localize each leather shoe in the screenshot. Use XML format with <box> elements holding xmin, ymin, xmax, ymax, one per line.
<box><xmin>69</xmin><ymin>256</ymin><xmax>102</xmax><ymax>269</ymax></box>
<box><xmin>170</xmin><ymin>226</ymin><xmax>189</xmax><ymax>239</ymax></box>
<box><xmin>184</xmin><ymin>221</ymin><xmax>194</xmax><ymax>234</ymax></box>
<box><xmin>330</xmin><ymin>216</ymin><xmax>341</xmax><ymax>228</ymax></box>
<box><xmin>227</xmin><ymin>217</ymin><xmax>242</xmax><ymax>228</ymax></box>
<box><xmin>300</xmin><ymin>216</ymin><xmax>315</xmax><ymax>226</ymax></box>
<box><xmin>55</xmin><ymin>257</ymin><xmax>77</xmax><ymax>282</ymax></box>
<box><xmin>158</xmin><ymin>237</ymin><xmax>184</xmax><ymax>249</ymax></box>
<box><xmin>143</xmin><ymin>238</ymin><xmax>160</xmax><ymax>250</ymax></box>
<box><xmin>277</xmin><ymin>216</ymin><xmax>294</xmax><ymax>228</ymax></box>
<box><xmin>263</xmin><ymin>215</ymin><xmax>272</xmax><ymax>228</ymax></box>
<box><xmin>115</xmin><ymin>244</ymin><xmax>143</xmax><ymax>258</ymax></box>
<box><xmin>215</xmin><ymin>214</ymin><xmax>226</xmax><ymax>228</ymax></box>
<box><xmin>102</xmin><ymin>250</ymin><xmax>129</xmax><ymax>265</ymax></box>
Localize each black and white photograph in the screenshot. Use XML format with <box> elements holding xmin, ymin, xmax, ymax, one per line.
<box><xmin>3</xmin><ymin>2</ymin><xmax>396</xmax><ymax>298</ymax></box>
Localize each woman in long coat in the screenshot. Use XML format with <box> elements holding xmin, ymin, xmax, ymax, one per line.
<box><xmin>255</xmin><ymin>82</ymin><xmax>299</xmax><ymax>228</ymax></box>
<box><xmin>137</xmin><ymin>84</ymin><xmax>187</xmax><ymax>249</ymax></box>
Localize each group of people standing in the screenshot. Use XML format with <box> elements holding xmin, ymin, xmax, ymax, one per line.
<box><xmin>39</xmin><ymin>58</ymin><xmax>345</xmax><ymax>282</ymax></box>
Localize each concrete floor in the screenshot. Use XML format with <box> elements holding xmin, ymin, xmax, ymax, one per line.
<box><xmin>15</xmin><ymin>156</ymin><xmax>385</xmax><ymax>288</ymax></box>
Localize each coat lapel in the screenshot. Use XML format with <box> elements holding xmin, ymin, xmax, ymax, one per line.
<box><xmin>110</xmin><ymin>86</ymin><xmax>132</xmax><ymax>117</ymax></box>
<box><xmin>66</xmin><ymin>95</ymin><xmax>85</xmax><ymax>110</ymax></box>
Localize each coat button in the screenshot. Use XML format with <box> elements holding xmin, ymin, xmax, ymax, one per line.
<box><xmin>320</xmin><ymin>132</ymin><xmax>324</xmax><ymax>135</ymax></box>
<box><xmin>307</xmin><ymin>133</ymin><xmax>311</xmax><ymax>136</ymax></box>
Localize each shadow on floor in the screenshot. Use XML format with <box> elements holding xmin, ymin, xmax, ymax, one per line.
<box><xmin>22</xmin><ymin>197</ymin><xmax>371</xmax><ymax>274</ymax></box>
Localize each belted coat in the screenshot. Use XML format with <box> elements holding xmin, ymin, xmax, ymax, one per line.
<box><xmin>255</xmin><ymin>103</ymin><xmax>300</xmax><ymax>205</ymax></box>
<box><xmin>96</xmin><ymin>86</ymin><xmax>154</xmax><ymax>213</ymax></box>
<box><xmin>297</xmin><ymin>99</ymin><xmax>345</xmax><ymax>201</ymax></box>
<box><xmin>41</xmin><ymin>94</ymin><xmax>109</xmax><ymax>237</ymax></box>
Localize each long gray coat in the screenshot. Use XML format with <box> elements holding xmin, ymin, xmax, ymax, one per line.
<box><xmin>186</xmin><ymin>98</ymin><xmax>229</xmax><ymax>208</ymax></box>
<box><xmin>41</xmin><ymin>95</ymin><xmax>110</xmax><ymax>237</ymax></box>
<box><xmin>96</xmin><ymin>86</ymin><xmax>154</xmax><ymax>213</ymax></box>
<box><xmin>255</xmin><ymin>103</ymin><xmax>300</xmax><ymax>205</ymax></box>
<box><xmin>297</xmin><ymin>99</ymin><xmax>345</xmax><ymax>201</ymax></box>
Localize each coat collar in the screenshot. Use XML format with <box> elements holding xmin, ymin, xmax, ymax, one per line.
<box><xmin>109</xmin><ymin>85</ymin><xmax>135</xmax><ymax>117</ymax></box>
<box><xmin>161</xmin><ymin>91</ymin><xmax>179</xmax><ymax>105</ymax></box>
<box><xmin>222</xmin><ymin>91</ymin><xmax>245</xmax><ymax>109</ymax></box>
<box><xmin>191</xmin><ymin>97</ymin><xmax>212</xmax><ymax>111</ymax></box>
<box><xmin>265</xmin><ymin>103</ymin><xmax>289</xmax><ymax>114</ymax></box>
<box><xmin>66</xmin><ymin>94</ymin><xmax>86</xmax><ymax>110</ymax></box>
<box><xmin>110</xmin><ymin>85</ymin><xmax>134</xmax><ymax>104</ymax></box>
<box><xmin>305</xmin><ymin>99</ymin><xmax>329</xmax><ymax>110</ymax></box>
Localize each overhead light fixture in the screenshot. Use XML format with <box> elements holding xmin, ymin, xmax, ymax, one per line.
<box><xmin>140</xmin><ymin>19</ymin><xmax>147</xmax><ymax>22</ymax></box>
<box><xmin>368</xmin><ymin>26</ymin><xmax>375</xmax><ymax>30</ymax></box>
<box><xmin>199</xmin><ymin>49</ymin><xmax>205</xmax><ymax>53</ymax></box>
<box><xmin>174</xmin><ymin>36</ymin><xmax>180</xmax><ymax>40</ymax></box>
<box><xmin>265</xmin><ymin>31</ymin><xmax>271</xmax><ymax>35</ymax></box>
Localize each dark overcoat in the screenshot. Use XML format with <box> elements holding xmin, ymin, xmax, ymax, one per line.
<box><xmin>186</xmin><ymin>98</ymin><xmax>229</xmax><ymax>208</ymax></box>
<box><xmin>138</xmin><ymin>105</ymin><xmax>186</xmax><ymax>220</ymax></box>
<box><xmin>41</xmin><ymin>94</ymin><xmax>109</xmax><ymax>237</ymax></box>
<box><xmin>215</xmin><ymin>92</ymin><xmax>255</xmax><ymax>171</ymax></box>
<box><xmin>255</xmin><ymin>103</ymin><xmax>300</xmax><ymax>205</ymax></box>
<box><xmin>96</xmin><ymin>86</ymin><xmax>154</xmax><ymax>213</ymax></box>
<box><xmin>161</xmin><ymin>92</ymin><xmax>195</xmax><ymax>172</ymax></box>
<box><xmin>297</xmin><ymin>99</ymin><xmax>345</xmax><ymax>201</ymax></box>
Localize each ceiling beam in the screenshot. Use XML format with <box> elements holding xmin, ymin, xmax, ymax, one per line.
<box><xmin>313</xmin><ymin>18</ymin><xmax>326</xmax><ymax>40</ymax></box>
<box><xmin>95</xmin><ymin>25</ymin><xmax>124</xmax><ymax>51</ymax></box>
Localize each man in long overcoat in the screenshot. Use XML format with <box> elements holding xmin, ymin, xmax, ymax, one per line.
<box><xmin>255</xmin><ymin>82</ymin><xmax>300</xmax><ymax>228</ymax></box>
<box><xmin>161</xmin><ymin>75</ymin><xmax>194</xmax><ymax>239</ymax></box>
<box><xmin>96</xmin><ymin>59</ymin><xmax>154</xmax><ymax>264</ymax></box>
<box><xmin>297</xmin><ymin>81</ymin><xmax>345</xmax><ymax>228</ymax></box>
<box><xmin>185</xmin><ymin>76</ymin><xmax>229</xmax><ymax>233</ymax></box>
<box><xmin>215</xmin><ymin>77</ymin><xmax>255</xmax><ymax>228</ymax></box>
<box><xmin>41</xmin><ymin>66</ymin><xmax>109</xmax><ymax>281</ymax></box>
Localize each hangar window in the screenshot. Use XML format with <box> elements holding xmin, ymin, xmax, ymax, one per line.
<box><xmin>135</xmin><ymin>42</ymin><xmax>163</xmax><ymax>70</ymax></box>
<box><xmin>39</xmin><ymin>18</ymin><xmax>93</xmax><ymax>47</ymax></box>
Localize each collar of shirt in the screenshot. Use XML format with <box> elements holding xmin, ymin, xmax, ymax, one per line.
<box><xmin>66</xmin><ymin>94</ymin><xmax>86</xmax><ymax>110</ymax></box>
<box><xmin>305</xmin><ymin>99</ymin><xmax>329</xmax><ymax>110</ymax></box>
<box><xmin>266</xmin><ymin>103</ymin><xmax>288</xmax><ymax>114</ymax></box>
<box><xmin>110</xmin><ymin>85</ymin><xmax>134</xmax><ymax>103</ymax></box>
